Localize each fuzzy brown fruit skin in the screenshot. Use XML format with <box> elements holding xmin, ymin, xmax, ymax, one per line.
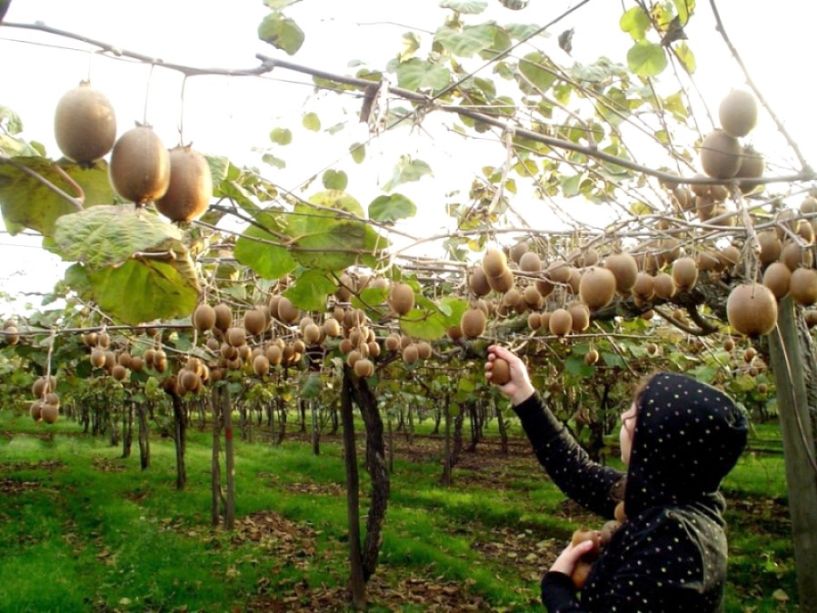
<box><xmin>719</xmin><ymin>89</ymin><xmax>758</xmax><ymax>138</ymax></box>
<box><xmin>549</xmin><ymin>308</ymin><xmax>573</xmax><ymax>337</ymax></box>
<box><xmin>402</xmin><ymin>344</ymin><xmax>419</xmax><ymax>364</ymax></box>
<box><xmin>490</xmin><ymin>358</ymin><xmax>511</xmax><ymax>385</ymax></box>
<box><xmin>460</xmin><ymin>308</ymin><xmax>486</xmax><ymax>339</ymax></box>
<box><xmin>671</xmin><ymin>257</ymin><xmax>698</xmax><ymax>292</ymax></box>
<box><xmin>483</xmin><ymin>248</ymin><xmax>508</xmax><ymax>278</ymax></box>
<box><xmin>192</xmin><ymin>304</ymin><xmax>216</xmax><ymax>332</ymax></box>
<box><xmin>276</xmin><ymin>297</ymin><xmax>299</xmax><ymax>324</ymax></box>
<box><xmin>762</xmin><ymin>262</ymin><xmax>791</xmax><ymax>300</ymax></box>
<box><xmin>727</xmin><ymin>283</ymin><xmax>778</xmax><ymax>337</ymax></box>
<box><xmin>789</xmin><ymin>268</ymin><xmax>817</xmax><ymax>306</ymax></box>
<box><xmin>468</xmin><ymin>266</ymin><xmax>491</xmax><ymax>296</ymax></box>
<box><xmin>243</xmin><ymin>309</ymin><xmax>267</xmax><ymax>336</ymax></box>
<box><xmin>54</xmin><ymin>82</ymin><xmax>117</xmax><ymax>164</ymax></box>
<box><xmin>109</xmin><ymin>126</ymin><xmax>170</xmax><ymax>204</ymax></box>
<box><xmin>389</xmin><ymin>283</ymin><xmax>415</xmax><ymax>316</ymax></box>
<box><xmin>354</xmin><ymin>358</ymin><xmax>374</xmax><ymax>378</ymax></box>
<box><xmin>155</xmin><ymin>146</ymin><xmax>213</xmax><ymax>222</ymax></box>
<box><xmin>579</xmin><ymin>267</ymin><xmax>617</xmax><ymax>311</ymax></box>
<box><xmin>700</xmin><ymin>130</ymin><xmax>742</xmax><ymax>179</ymax></box>
<box><xmin>603</xmin><ymin>253</ymin><xmax>638</xmax><ymax>293</ymax></box>
<box><xmin>213</xmin><ymin>304</ymin><xmax>232</xmax><ymax>332</ymax></box>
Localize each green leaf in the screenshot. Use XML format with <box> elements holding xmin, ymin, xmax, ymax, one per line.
<box><xmin>383</xmin><ymin>156</ymin><xmax>432</xmax><ymax>192</ymax></box>
<box><xmin>674</xmin><ymin>41</ymin><xmax>696</xmax><ymax>73</ymax></box>
<box><xmin>307</xmin><ymin>190</ymin><xmax>364</xmax><ymax>217</ymax></box>
<box><xmin>205</xmin><ymin>155</ymin><xmax>230</xmax><ymax>183</ymax></box>
<box><xmin>302</xmin><ymin>112</ymin><xmax>321</xmax><ymax>131</ymax></box>
<box><xmin>627</xmin><ymin>41</ymin><xmax>667</xmax><ymax>77</ymax></box>
<box><xmin>234</xmin><ymin>211</ymin><xmax>296</xmax><ymax>279</ymax></box>
<box><xmin>322</xmin><ymin>170</ymin><xmax>348</xmax><ymax>191</ymax></box>
<box><xmin>53</xmin><ymin>205</ymin><xmax>184</xmax><ymax>268</ymax></box>
<box><xmin>399</xmin><ymin>308</ymin><xmax>447</xmax><ymax>340</ymax></box>
<box><xmin>86</xmin><ymin>259</ymin><xmax>199</xmax><ymax>325</ymax></box>
<box><xmin>258</xmin><ymin>12</ymin><xmax>305</xmax><ymax>55</ymax></box>
<box><xmin>350</xmin><ymin>143</ymin><xmax>366</xmax><ymax>164</ymax></box>
<box><xmin>673</xmin><ymin>0</ymin><xmax>695</xmax><ymax>25</ymax></box>
<box><xmin>63</xmin><ymin>263</ymin><xmax>92</xmax><ymax>301</ymax></box>
<box><xmin>0</xmin><ymin>157</ymin><xmax>114</xmax><ymax>237</ymax></box>
<box><xmin>393</xmin><ymin>58</ymin><xmax>451</xmax><ymax>92</ymax></box>
<box><xmin>619</xmin><ymin>6</ymin><xmax>650</xmax><ymax>41</ymax></box>
<box><xmin>284</xmin><ymin>270</ymin><xmax>336</xmax><ymax>311</ymax></box>
<box><xmin>262</xmin><ymin>154</ymin><xmax>286</xmax><ymax>169</ymax></box>
<box><xmin>400</xmin><ymin>33</ymin><xmax>421</xmax><ymax>62</ymax></box>
<box><xmin>264</xmin><ymin>0</ymin><xmax>299</xmax><ymax>7</ymax></box>
<box><xmin>368</xmin><ymin>193</ymin><xmax>417</xmax><ymax>223</ymax></box>
<box><xmin>519</xmin><ymin>52</ymin><xmax>557</xmax><ymax>92</ymax></box>
<box><xmin>434</xmin><ymin>24</ymin><xmax>498</xmax><ymax>57</ymax></box>
<box><xmin>561</xmin><ymin>173</ymin><xmax>583</xmax><ymax>198</ymax></box>
<box><xmin>300</xmin><ymin>372</ymin><xmax>322</xmax><ymax>399</ymax></box>
<box><xmin>440</xmin><ymin>296</ymin><xmax>468</xmax><ymax>327</ymax></box>
<box><xmin>439</xmin><ymin>0</ymin><xmax>487</xmax><ymax>14</ymax></box>
<box><xmin>601</xmin><ymin>351</ymin><xmax>625</xmax><ymax>368</ymax></box>
<box><xmin>269</xmin><ymin>128</ymin><xmax>292</xmax><ymax>145</ymax></box>
<box><xmin>565</xmin><ymin>355</ymin><xmax>594</xmax><ymax>378</ymax></box>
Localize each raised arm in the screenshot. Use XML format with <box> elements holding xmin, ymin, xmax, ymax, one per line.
<box><xmin>486</xmin><ymin>346</ymin><xmax>624</xmax><ymax>518</ymax></box>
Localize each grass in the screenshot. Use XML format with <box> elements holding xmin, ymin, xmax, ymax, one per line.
<box><xmin>0</xmin><ymin>409</ymin><xmax>797</xmax><ymax>611</ymax></box>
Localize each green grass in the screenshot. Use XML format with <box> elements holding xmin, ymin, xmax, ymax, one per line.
<box><xmin>0</xmin><ymin>410</ymin><xmax>796</xmax><ymax>611</ymax></box>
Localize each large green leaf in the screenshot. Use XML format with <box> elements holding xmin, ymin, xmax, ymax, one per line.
<box><xmin>53</xmin><ymin>205</ymin><xmax>183</xmax><ymax>268</ymax></box>
<box><xmin>439</xmin><ymin>0</ymin><xmax>487</xmax><ymax>14</ymax></box>
<box><xmin>673</xmin><ymin>0</ymin><xmax>695</xmax><ymax>25</ymax></box>
<box><xmin>84</xmin><ymin>258</ymin><xmax>200</xmax><ymax>325</ymax></box>
<box><xmin>307</xmin><ymin>190</ymin><xmax>364</xmax><ymax>217</ymax></box>
<box><xmin>0</xmin><ymin>157</ymin><xmax>114</xmax><ymax>236</ymax></box>
<box><xmin>322</xmin><ymin>170</ymin><xmax>348</xmax><ymax>190</ymax></box>
<box><xmin>283</xmin><ymin>270</ymin><xmax>337</xmax><ymax>311</ymax></box>
<box><xmin>393</xmin><ymin>58</ymin><xmax>451</xmax><ymax>92</ymax></box>
<box><xmin>434</xmin><ymin>24</ymin><xmax>498</xmax><ymax>57</ymax></box>
<box><xmin>234</xmin><ymin>211</ymin><xmax>296</xmax><ymax>279</ymax></box>
<box><xmin>399</xmin><ymin>307</ymin><xmax>447</xmax><ymax>340</ymax></box>
<box><xmin>350</xmin><ymin>143</ymin><xmax>366</xmax><ymax>164</ymax></box>
<box><xmin>674</xmin><ymin>41</ymin><xmax>696</xmax><ymax>73</ymax></box>
<box><xmin>383</xmin><ymin>156</ymin><xmax>432</xmax><ymax>192</ymax></box>
<box><xmin>518</xmin><ymin>52</ymin><xmax>557</xmax><ymax>92</ymax></box>
<box><xmin>627</xmin><ymin>41</ymin><xmax>667</xmax><ymax>77</ymax></box>
<box><xmin>368</xmin><ymin>193</ymin><xmax>417</xmax><ymax>223</ymax></box>
<box><xmin>619</xmin><ymin>6</ymin><xmax>650</xmax><ymax>41</ymax></box>
<box><xmin>258</xmin><ymin>12</ymin><xmax>305</xmax><ymax>55</ymax></box>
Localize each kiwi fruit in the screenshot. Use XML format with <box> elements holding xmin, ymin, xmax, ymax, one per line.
<box><xmin>735</xmin><ymin>145</ymin><xmax>764</xmax><ymax>193</ymax></box>
<box><xmin>797</xmin><ymin>220</ymin><xmax>815</xmax><ymax>245</ymax></box>
<box><xmin>780</xmin><ymin>242</ymin><xmax>813</xmax><ymax>271</ymax></box>
<box><xmin>97</xmin><ymin>332</ymin><xmax>110</xmax><ymax>348</ymax></box>
<box><xmin>469</xmin><ymin>266</ymin><xmax>491</xmax><ymax>296</ymax></box>
<box><xmin>584</xmin><ymin>348</ymin><xmax>600</xmax><ymax>366</ymax></box>
<box><xmin>568</xmin><ymin>302</ymin><xmax>590</xmax><ymax>332</ymax></box>
<box><xmin>193</xmin><ymin>304</ymin><xmax>216</xmax><ymax>332</ymax></box>
<box><xmin>109</xmin><ymin>125</ymin><xmax>171</xmax><ymax>204</ymax></box>
<box><xmin>545</xmin><ymin>260</ymin><xmax>571</xmax><ymax>284</ymax></box>
<box><xmin>417</xmin><ymin>341</ymin><xmax>433</xmax><ymax>360</ymax></box>
<box><xmin>727</xmin><ymin>283</ymin><xmax>778</xmax><ymax>336</ymax></box>
<box><xmin>757</xmin><ymin>231</ymin><xmax>782</xmax><ymax>265</ymax></box>
<box><xmin>214</xmin><ymin>304</ymin><xmax>232</xmax><ymax>332</ymax></box>
<box><xmin>130</xmin><ymin>356</ymin><xmax>145</xmax><ymax>372</ymax></box>
<box><xmin>302</xmin><ymin>323</ymin><xmax>321</xmax><ymax>345</ymax></box>
<box><xmin>502</xmin><ymin>288</ymin><xmax>523</xmax><ymax>309</ymax></box>
<box><xmin>354</xmin><ymin>358</ymin><xmax>374</xmax><ymax>378</ymax></box>
<box><xmin>509</xmin><ymin>240</ymin><xmax>529</xmax><ymax>263</ymax></box>
<box><xmin>535</xmin><ymin>278</ymin><xmax>555</xmax><ymax>299</ymax></box>
<box><xmin>111</xmin><ymin>364</ymin><xmax>128</xmax><ymax>381</ymax></box>
<box><xmin>652</xmin><ymin>272</ymin><xmax>676</xmax><ymax>300</ymax></box>
<box><xmin>276</xmin><ymin>297</ymin><xmax>300</xmax><ymax>323</ymax></box>
<box><xmin>118</xmin><ymin>352</ymin><xmax>133</xmax><ymax>369</ymax></box>
<box><xmin>548</xmin><ymin>308</ymin><xmax>573</xmax><ymax>336</ymax></box>
<box><xmin>252</xmin><ymin>355</ymin><xmax>270</xmax><ymax>377</ymax></box>
<box><xmin>632</xmin><ymin>272</ymin><xmax>655</xmax><ymax>301</ymax></box>
<box><xmin>806</xmin><ymin>311</ymin><xmax>817</xmax><ymax>328</ymax></box>
<box><xmin>447</xmin><ymin>325</ymin><xmax>463</xmax><ymax>341</ymax></box>
<box><xmin>490</xmin><ymin>358</ymin><xmax>511</xmax><ymax>385</ymax></box>
<box><xmin>762</xmin><ymin>262</ymin><xmax>791</xmax><ymax>299</ymax></box>
<box><xmin>402</xmin><ymin>344</ymin><xmax>419</xmax><ymax>364</ymax></box>
<box><xmin>483</xmin><ymin>248</ymin><xmax>508</xmax><ymax>278</ymax></box>
<box><xmin>40</xmin><ymin>402</ymin><xmax>59</xmax><ymax>424</ymax></box>
<box><xmin>671</xmin><ymin>257</ymin><xmax>698</xmax><ymax>291</ymax></box>
<box><xmin>155</xmin><ymin>146</ymin><xmax>212</xmax><ymax>221</ymax></box>
<box><xmin>226</xmin><ymin>327</ymin><xmax>246</xmax><ymax>347</ymax></box>
<box><xmin>30</xmin><ymin>400</ymin><xmax>43</xmax><ymax>422</ymax></box>
<box><xmin>32</xmin><ymin>376</ymin><xmax>56</xmax><ymax>398</ymax></box>
<box><xmin>54</xmin><ymin>81</ymin><xmax>117</xmax><ymax>164</ymax></box>
<box><xmin>90</xmin><ymin>348</ymin><xmax>106</xmax><ymax>369</ymax></box>
<box><xmin>789</xmin><ymin>268</ymin><xmax>817</xmax><ymax>306</ymax></box>
<box><xmin>266</xmin><ymin>345</ymin><xmax>283</xmax><ymax>365</ymax></box>
<box><xmin>527</xmin><ymin>312</ymin><xmax>542</xmax><ymax>330</ymax></box>
<box><xmin>719</xmin><ymin>89</ymin><xmax>758</xmax><ymax>138</ymax></box>
<box><xmin>244</xmin><ymin>309</ymin><xmax>267</xmax><ymax>336</ymax></box>
<box><xmin>672</xmin><ymin>186</ymin><xmax>694</xmax><ymax>212</ymax></box>
<box><xmin>719</xmin><ymin>245</ymin><xmax>742</xmax><ymax>268</ymax></box>
<box><xmin>487</xmin><ymin>268</ymin><xmax>514</xmax><ymax>293</ymax></box>
<box><xmin>603</xmin><ymin>253</ymin><xmax>638</xmax><ymax>293</ymax></box>
<box><xmin>744</xmin><ymin>347</ymin><xmax>757</xmax><ymax>363</ymax></box>
<box><xmin>461</xmin><ymin>308</ymin><xmax>487</xmax><ymax>339</ymax></box>
<box><xmin>700</xmin><ymin>130</ymin><xmax>742</xmax><ymax>179</ymax></box>
<box><xmin>389</xmin><ymin>283</ymin><xmax>415</xmax><ymax>316</ymax></box>
<box><xmin>323</xmin><ymin>318</ymin><xmax>341</xmax><ymax>338</ymax></box>
<box><xmin>519</xmin><ymin>251</ymin><xmax>542</xmax><ymax>273</ymax></box>
<box><xmin>523</xmin><ymin>285</ymin><xmax>542</xmax><ymax>309</ymax></box>
<box><xmin>579</xmin><ymin>267</ymin><xmax>617</xmax><ymax>310</ymax></box>
<box><xmin>646</xmin><ymin>343</ymin><xmax>658</xmax><ymax>356</ymax></box>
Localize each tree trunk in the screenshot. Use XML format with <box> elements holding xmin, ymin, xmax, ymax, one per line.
<box><xmin>406</xmin><ymin>404</ymin><xmax>414</xmax><ymax>444</ymax></box>
<box><xmin>769</xmin><ymin>297</ymin><xmax>817</xmax><ymax>611</ymax></box>
<box><xmin>387</xmin><ymin>414</ymin><xmax>394</xmax><ymax>474</ymax></box>
<box><xmin>347</xmin><ymin>368</ymin><xmax>389</xmax><ymax>582</ymax></box>
<box><xmin>171</xmin><ymin>395</ymin><xmax>187</xmax><ymax>491</ymax></box>
<box><xmin>311</xmin><ymin>400</ymin><xmax>320</xmax><ymax>456</ymax></box>
<box><xmin>441</xmin><ymin>394</ymin><xmax>452</xmax><ymax>486</ymax></box>
<box><xmin>496</xmin><ymin>401</ymin><xmax>509</xmax><ymax>455</ymax></box>
<box><xmin>466</xmin><ymin>402</ymin><xmax>479</xmax><ymax>452</ymax></box>
<box><xmin>222</xmin><ymin>387</ymin><xmax>236</xmax><ymax>531</ymax></box>
<box><xmin>331</xmin><ymin>401</ymin><xmax>340</xmax><ymax>435</ymax></box>
<box><xmin>269</xmin><ymin>401</ymin><xmax>276</xmax><ymax>445</ymax></box>
<box><xmin>299</xmin><ymin>399</ymin><xmax>307</xmax><ymax>433</ymax></box>
<box><xmin>452</xmin><ymin>406</ymin><xmax>464</xmax><ymax>466</ymax></box>
<box><xmin>121</xmin><ymin>401</ymin><xmax>133</xmax><ymax>459</ymax></box>
<box><xmin>211</xmin><ymin>390</ymin><xmax>223</xmax><ymax>527</ymax></box>
<box><xmin>432</xmin><ymin>405</ymin><xmax>441</xmax><ymax>435</ymax></box>
<box><xmin>137</xmin><ymin>402</ymin><xmax>150</xmax><ymax>470</ymax></box>
<box><xmin>276</xmin><ymin>396</ymin><xmax>287</xmax><ymax>445</ymax></box>
<box><xmin>341</xmin><ymin>370</ymin><xmax>367</xmax><ymax>609</ymax></box>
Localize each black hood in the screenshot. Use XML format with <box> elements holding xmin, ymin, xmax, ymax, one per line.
<box><xmin>625</xmin><ymin>372</ymin><xmax>748</xmax><ymax>516</ymax></box>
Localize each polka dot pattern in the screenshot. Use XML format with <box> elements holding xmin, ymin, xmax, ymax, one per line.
<box><xmin>515</xmin><ymin>372</ymin><xmax>748</xmax><ymax>612</ymax></box>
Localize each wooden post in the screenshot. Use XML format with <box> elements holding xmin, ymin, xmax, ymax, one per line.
<box><xmin>768</xmin><ymin>297</ymin><xmax>817</xmax><ymax>611</ymax></box>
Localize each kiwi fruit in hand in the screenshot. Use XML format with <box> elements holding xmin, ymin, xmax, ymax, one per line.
<box><xmin>489</xmin><ymin>357</ymin><xmax>511</xmax><ymax>385</ymax></box>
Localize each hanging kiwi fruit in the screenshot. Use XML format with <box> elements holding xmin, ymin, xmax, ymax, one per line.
<box><xmin>54</xmin><ymin>81</ymin><xmax>117</xmax><ymax>165</ymax></box>
<box><xmin>109</xmin><ymin>125</ymin><xmax>170</xmax><ymax>204</ymax></box>
<box><xmin>155</xmin><ymin>146</ymin><xmax>213</xmax><ymax>222</ymax></box>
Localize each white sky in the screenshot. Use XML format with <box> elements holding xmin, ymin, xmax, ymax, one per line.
<box><xmin>0</xmin><ymin>0</ymin><xmax>815</xmax><ymax>314</ymax></box>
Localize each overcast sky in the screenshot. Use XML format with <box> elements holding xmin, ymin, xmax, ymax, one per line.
<box><xmin>1</xmin><ymin>0</ymin><xmax>814</xmax><ymax>315</ymax></box>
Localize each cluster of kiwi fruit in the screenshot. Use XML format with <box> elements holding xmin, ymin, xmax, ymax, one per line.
<box><xmin>84</xmin><ymin>330</ymin><xmax>150</xmax><ymax>381</ymax></box>
<box><xmin>54</xmin><ymin>82</ymin><xmax>212</xmax><ymax>222</ymax></box>
<box><xmin>726</xmin><ymin>196</ymin><xmax>817</xmax><ymax>336</ymax></box>
<box><xmin>29</xmin><ymin>375</ymin><xmax>60</xmax><ymax>424</ymax></box>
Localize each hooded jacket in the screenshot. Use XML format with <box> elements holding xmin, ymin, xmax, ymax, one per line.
<box><xmin>513</xmin><ymin>372</ymin><xmax>748</xmax><ymax>612</ymax></box>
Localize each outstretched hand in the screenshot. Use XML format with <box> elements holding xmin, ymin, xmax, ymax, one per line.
<box><xmin>549</xmin><ymin>538</ymin><xmax>596</xmax><ymax>577</ymax></box>
<box><xmin>484</xmin><ymin>345</ymin><xmax>535</xmax><ymax>406</ymax></box>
